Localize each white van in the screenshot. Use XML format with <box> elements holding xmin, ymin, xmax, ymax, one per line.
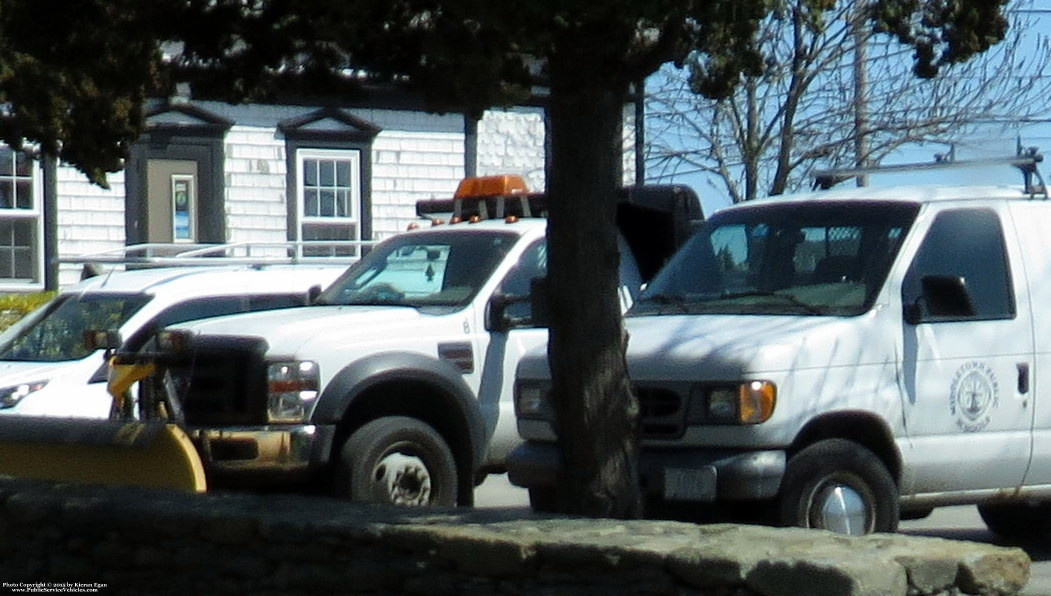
<box><xmin>509</xmin><ymin>179</ymin><xmax>1051</xmax><ymax>538</ymax></box>
<box><xmin>0</xmin><ymin>265</ymin><xmax>345</xmax><ymax>418</ymax></box>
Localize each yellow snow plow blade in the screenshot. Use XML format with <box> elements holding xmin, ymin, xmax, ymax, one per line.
<box><xmin>0</xmin><ymin>417</ymin><xmax>206</xmax><ymax>492</ymax></box>
<box><xmin>0</xmin><ymin>356</ymin><xmax>206</xmax><ymax>492</ymax></box>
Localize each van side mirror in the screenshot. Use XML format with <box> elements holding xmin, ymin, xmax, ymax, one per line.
<box><xmin>904</xmin><ymin>275</ymin><xmax>975</xmax><ymax>324</ymax></box>
<box><xmin>529</xmin><ymin>277</ymin><xmax>550</xmax><ymax>328</ymax></box>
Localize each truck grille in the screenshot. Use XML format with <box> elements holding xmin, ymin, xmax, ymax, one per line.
<box><xmin>634</xmin><ymin>385</ymin><xmax>686</xmax><ymax>439</ymax></box>
<box><xmin>173</xmin><ymin>336</ymin><xmax>270</xmax><ymax>426</ymax></box>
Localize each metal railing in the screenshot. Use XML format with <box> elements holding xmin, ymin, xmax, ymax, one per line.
<box><xmin>57</xmin><ymin>241</ymin><xmax>377</xmax><ymax>269</ymax></box>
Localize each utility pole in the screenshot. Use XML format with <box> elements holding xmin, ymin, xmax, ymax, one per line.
<box><xmin>853</xmin><ymin>0</ymin><xmax>869</xmax><ymax>187</ymax></box>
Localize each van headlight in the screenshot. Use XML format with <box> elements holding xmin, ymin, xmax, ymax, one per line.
<box><xmin>515</xmin><ymin>381</ymin><xmax>554</xmax><ymax>421</ymax></box>
<box><xmin>266</xmin><ymin>361</ymin><xmax>319</xmax><ymax>423</ymax></box>
<box><xmin>0</xmin><ymin>380</ymin><xmax>49</xmax><ymax>409</ymax></box>
<box><xmin>688</xmin><ymin>381</ymin><xmax>776</xmax><ymax>425</ymax></box>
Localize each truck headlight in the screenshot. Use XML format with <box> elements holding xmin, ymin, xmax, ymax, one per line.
<box><xmin>515</xmin><ymin>381</ymin><xmax>554</xmax><ymax>420</ymax></box>
<box><xmin>267</xmin><ymin>361</ymin><xmax>319</xmax><ymax>423</ymax></box>
<box><xmin>0</xmin><ymin>380</ymin><xmax>48</xmax><ymax>409</ymax></box>
<box><xmin>688</xmin><ymin>381</ymin><xmax>776</xmax><ymax>425</ymax></box>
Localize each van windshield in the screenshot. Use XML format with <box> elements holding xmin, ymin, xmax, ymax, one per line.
<box><xmin>0</xmin><ymin>293</ymin><xmax>151</xmax><ymax>362</ymax></box>
<box><xmin>632</xmin><ymin>201</ymin><xmax>919</xmax><ymax>317</ymax></box>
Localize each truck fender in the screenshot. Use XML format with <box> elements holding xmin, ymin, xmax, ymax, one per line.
<box><xmin>312</xmin><ymin>352</ymin><xmax>487</xmax><ymax>473</ymax></box>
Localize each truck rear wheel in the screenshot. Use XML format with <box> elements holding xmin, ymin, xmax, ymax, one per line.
<box><xmin>978</xmin><ymin>502</ymin><xmax>1051</xmax><ymax>540</ymax></box>
<box><xmin>336</xmin><ymin>416</ymin><xmax>458</xmax><ymax>507</ymax></box>
<box><xmin>778</xmin><ymin>439</ymin><xmax>898</xmax><ymax>535</ymax></box>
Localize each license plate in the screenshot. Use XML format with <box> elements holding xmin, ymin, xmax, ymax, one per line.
<box><xmin>663</xmin><ymin>467</ymin><xmax>717</xmax><ymax>501</ymax></box>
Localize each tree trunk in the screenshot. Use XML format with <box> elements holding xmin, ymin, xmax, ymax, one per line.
<box><xmin>543</xmin><ymin>50</ymin><xmax>642</xmax><ymax>519</ymax></box>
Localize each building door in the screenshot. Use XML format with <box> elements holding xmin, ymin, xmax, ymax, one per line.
<box><xmin>126</xmin><ymin>104</ymin><xmax>230</xmax><ymax>246</ymax></box>
<box><xmin>146</xmin><ymin>159</ymin><xmax>198</xmax><ymax>243</ymax></box>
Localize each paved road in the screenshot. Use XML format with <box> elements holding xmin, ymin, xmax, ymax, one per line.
<box><xmin>474</xmin><ymin>475</ymin><xmax>1051</xmax><ymax>595</ymax></box>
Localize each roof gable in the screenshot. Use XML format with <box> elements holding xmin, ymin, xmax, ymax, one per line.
<box><xmin>278</xmin><ymin>107</ymin><xmax>381</xmax><ymax>142</ymax></box>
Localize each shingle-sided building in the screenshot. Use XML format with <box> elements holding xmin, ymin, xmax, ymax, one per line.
<box><xmin>1</xmin><ymin>95</ymin><xmax>637</xmax><ymax>291</ymax></box>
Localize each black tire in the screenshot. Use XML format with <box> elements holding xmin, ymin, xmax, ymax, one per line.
<box><xmin>335</xmin><ymin>416</ymin><xmax>458</xmax><ymax>507</ymax></box>
<box><xmin>778</xmin><ymin>439</ymin><xmax>899</xmax><ymax>535</ymax></box>
<box><xmin>528</xmin><ymin>488</ymin><xmax>557</xmax><ymax>513</ymax></box>
<box><xmin>978</xmin><ymin>502</ymin><xmax>1051</xmax><ymax>541</ymax></box>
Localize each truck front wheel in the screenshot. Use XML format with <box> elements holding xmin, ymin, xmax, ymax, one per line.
<box><xmin>336</xmin><ymin>416</ymin><xmax>458</xmax><ymax>507</ymax></box>
<box><xmin>778</xmin><ymin>439</ymin><xmax>898</xmax><ymax>535</ymax></box>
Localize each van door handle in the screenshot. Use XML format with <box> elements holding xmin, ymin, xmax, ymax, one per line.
<box><xmin>1018</xmin><ymin>362</ymin><xmax>1030</xmax><ymax>395</ymax></box>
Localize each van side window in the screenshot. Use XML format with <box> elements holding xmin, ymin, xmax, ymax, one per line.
<box><xmin>903</xmin><ymin>208</ymin><xmax>1014</xmax><ymax>322</ymax></box>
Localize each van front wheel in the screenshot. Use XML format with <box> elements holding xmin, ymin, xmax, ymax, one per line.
<box><xmin>778</xmin><ymin>439</ymin><xmax>898</xmax><ymax>535</ymax></box>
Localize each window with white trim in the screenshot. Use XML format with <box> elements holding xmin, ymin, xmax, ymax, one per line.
<box><xmin>296</xmin><ymin>149</ymin><xmax>361</xmax><ymax>254</ymax></box>
<box><xmin>0</xmin><ymin>147</ymin><xmax>40</xmax><ymax>285</ymax></box>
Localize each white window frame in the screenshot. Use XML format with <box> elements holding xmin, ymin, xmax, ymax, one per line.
<box><xmin>0</xmin><ymin>147</ymin><xmax>42</xmax><ymax>289</ymax></box>
<box><xmin>295</xmin><ymin>148</ymin><xmax>362</xmax><ymax>243</ymax></box>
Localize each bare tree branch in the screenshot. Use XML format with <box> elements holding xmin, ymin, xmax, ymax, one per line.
<box><xmin>647</xmin><ymin>0</ymin><xmax>1051</xmax><ymax>202</ymax></box>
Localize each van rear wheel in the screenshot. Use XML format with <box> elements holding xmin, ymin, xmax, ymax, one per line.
<box><xmin>979</xmin><ymin>502</ymin><xmax>1051</xmax><ymax>540</ymax></box>
<box><xmin>528</xmin><ymin>488</ymin><xmax>557</xmax><ymax>513</ymax></box>
<box><xmin>335</xmin><ymin>416</ymin><xmax>458</xmax><ymax>507</ymax></box>
<box><xmin>778</xmin><ymin>439</ymin><xmax>898</xmax><ymax>535</ymax></box>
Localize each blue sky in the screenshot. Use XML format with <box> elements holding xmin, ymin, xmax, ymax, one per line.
<box><xmin>651</xmin><ymin>2</ymin><xmax>1051</xmax><ymax>215</ymax></box>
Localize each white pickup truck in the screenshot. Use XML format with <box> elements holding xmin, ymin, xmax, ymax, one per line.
<box><xmin>509</xmin><ymin>155</ymin><xmax>1051</xmax><ymax>537</ymax></box>
<box><xmin>123</xmin><ymin>176</ymin><xmax>702</xmax><ymax>507</ymax></box>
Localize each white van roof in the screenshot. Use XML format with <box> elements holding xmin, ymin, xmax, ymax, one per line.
<box><xmin>64</xmin><ymin>265</ymin><xmax>346</xmax><ymax>297</ymax></box>
<box><xmin>733</xmin><ymin>184</ymin><xmax>1040</xmax><ymax>211</ymax></box>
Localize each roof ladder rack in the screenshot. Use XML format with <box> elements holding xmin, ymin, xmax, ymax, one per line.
<box><xmin>812</xmin><ymin>143</ymin><xmax>1047</xmax><ymax>199</ymax></box>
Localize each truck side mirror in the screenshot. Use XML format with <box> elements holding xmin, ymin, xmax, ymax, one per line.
<box><xmin>904</xmin><ymin>275</ymin><xmax>975</xmax><ymax>324</ymax></box>
<box><xmin>487</xmin><ymin>293</ymin><xmax>528</xmax><ymax>332</ymax></box>
<box><xmin>487</xmin><ymin>277</ymin><xmax>550</xmax><ymax>332</ymax></box>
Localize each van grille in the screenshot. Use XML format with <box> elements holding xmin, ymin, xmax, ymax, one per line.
<box><xmin>634</xmin><ymin>385</ymin><xmax>686</xmax><ymax>439</ymax></box>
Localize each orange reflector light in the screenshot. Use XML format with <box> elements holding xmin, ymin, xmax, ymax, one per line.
<box><xmin>454</xmin><ymin>175</ymin><xmax>528</xmax><ymax>198</ymax></box>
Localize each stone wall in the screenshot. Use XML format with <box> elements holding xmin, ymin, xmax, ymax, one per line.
<box><xmin>0</xmin><ymin>479</ymin><xmax>1029</xmax><ymax>596</ymax></box>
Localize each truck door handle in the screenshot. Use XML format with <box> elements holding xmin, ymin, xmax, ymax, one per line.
<box><xmin>1018</xmin><ymin>362</ymin><xmax>1030</xmax><ymax>395</ymax></box>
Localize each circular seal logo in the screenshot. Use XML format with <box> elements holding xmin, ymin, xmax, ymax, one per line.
<box><xmin>949</xmin><ymin>361</ymin><xmax>999</xmax><ymax>432</ymax></box>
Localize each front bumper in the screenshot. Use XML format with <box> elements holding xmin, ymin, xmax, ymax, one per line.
<box><xmin>190</xmin><ymin>424</ymin><xmax>337</xmax><ymax>488</ymax></box>
<box><xmin>507</xmin><ymin>441</ymin><xmax>785</xmax><ymax>502</ymax></box>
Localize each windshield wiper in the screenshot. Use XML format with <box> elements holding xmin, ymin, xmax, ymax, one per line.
<box><xmin>719</xmin><ymin>289</ymin><xmax>824</xmax><ymax>315</ymax></box>
<box><xmin>634</xmin><ymin>293</ymin><xmax>692</xmax><ymax>314</ymax></box>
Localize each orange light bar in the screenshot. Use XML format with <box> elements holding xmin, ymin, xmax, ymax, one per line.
<box><xmin>454</xmin><ymin>175</ymin><xmax>528</xmax><ymax>199</ymax></box>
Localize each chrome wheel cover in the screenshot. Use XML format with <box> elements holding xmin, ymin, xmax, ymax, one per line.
<box><xmin>809</xmin><ymin>481</ymin><xmax>870</xmax><ymax>535</ymax></box>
